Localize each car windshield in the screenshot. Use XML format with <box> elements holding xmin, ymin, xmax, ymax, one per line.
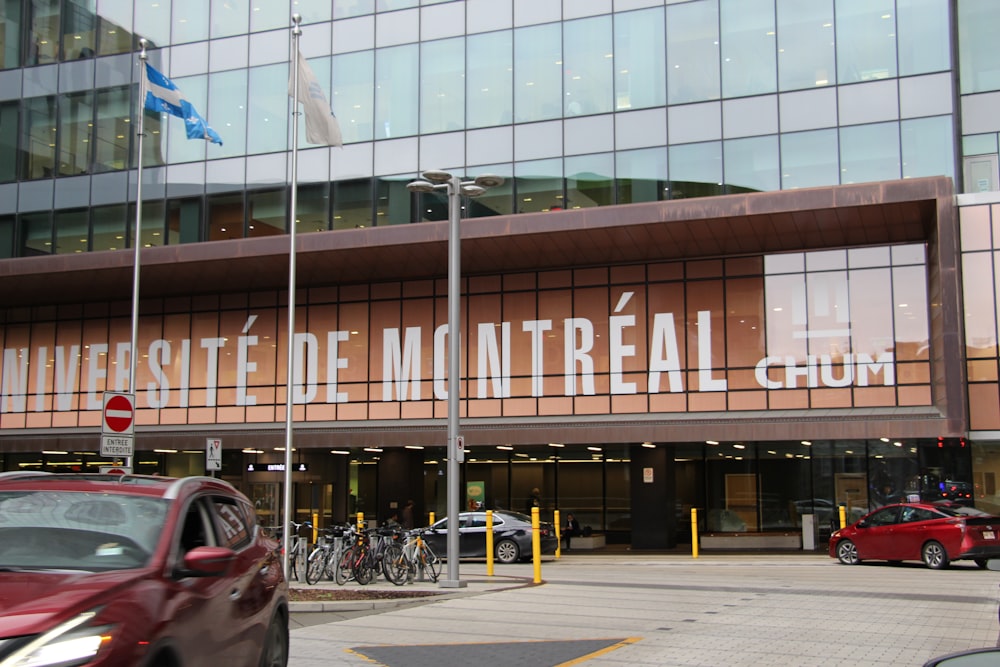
<box><xmin>0</xmin><ymin>490</ymin><xmax>168</xmax><ymax>571</ymax></box>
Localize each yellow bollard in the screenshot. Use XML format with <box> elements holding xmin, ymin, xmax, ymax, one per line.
<box><xmin>691</xmin><ymin>508</ymin><xmax>699</xmax><ymax>559</ymax></box>
<box><xmin>429</xmin><ymin>511</ymin><xmax>435</xmax><ymax>525</ymax></box>
<box><xmin>531</xmin><ymin>506</ymin><xmax>541</xmax><ymax>583</ymax></box>
<box><xmin>554</xmin><ymin>509</ymin><xmax>561</xmax><ymax>559</ymax></box>
<box><xmin>486</xmin><ymin>510</ymin><xmax>495</xmax><ymax>576</ymax></box>
<box><xmin>839</xmin><ymin>504</ymin><xmax>847</xmax><ymax>530</ymax></box>
<box><xmin>357</xmin><ymin>512</ymin><xmax>364</xmax><ymax>532</ymax></box>
<box><xmin>312</xmin><ymin>512</ymin><xmax>318</xmax><ymax>545</ymax></box>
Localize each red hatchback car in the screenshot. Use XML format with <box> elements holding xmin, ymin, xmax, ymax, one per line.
<box><xmin>830</xmin><ymin>502</ymin><xmax>1000</xmax><ymax>569</ymax></box>
<box><xmin>0</xmin><ymin>472</ymin><xmax>289</xmax><ymax>666</ymax></box>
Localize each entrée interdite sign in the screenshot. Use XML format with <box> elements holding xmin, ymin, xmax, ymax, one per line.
<box><xmin>0</xmin><ymin>277</ymin><xmax>925</xmax><ymax>417</ymax></box>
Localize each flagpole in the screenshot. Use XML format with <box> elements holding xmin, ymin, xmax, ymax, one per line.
<box><xmin>281</xmin><ymin>14</ymin><xmax>302</xmax><ymax>581</ymax></box>
<box><xmin>127</xmin><ymin>38</ymin><xmax>149</xmax><ymax>471</ymax></box>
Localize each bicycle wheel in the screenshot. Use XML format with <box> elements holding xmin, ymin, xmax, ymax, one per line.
<box><xmin>334</xmin><ymin>547</ymin><xmax>354</xmax><ymax>586</ymax></box>
<box><xmin>382</xmin><ymin>543</ymin><xmax>409</xmax><ymax>586</ymax></box>
<box><xmin>305</xmin><ymin>547</ymin><xmax>326</xmax><ymax>585</ymax></box>
<box><xmin>354</xmin><ymin>549</ymin><xmax>375</xmax><ymax>585</ymax></box>
<box><xmin>420</xmin><ymin>544</ymin><xmax>441</xmax><ymax>583</ymax></box>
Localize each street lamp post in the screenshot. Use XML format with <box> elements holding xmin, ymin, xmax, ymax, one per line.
<box><xmin>406</xmin><ymin>170</ymin><xmax>504</xmax><ymax>588</ymax></box>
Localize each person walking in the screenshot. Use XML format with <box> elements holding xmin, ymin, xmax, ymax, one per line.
<box><xmin>401</xmin><ymin>499</ymin><xmax>415</xmax><ymax>530</ymax></box>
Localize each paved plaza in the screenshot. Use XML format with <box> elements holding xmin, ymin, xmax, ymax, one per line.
<box><xmin>288</xmin><ymin>552</ymin><xmax>1000</xmax><ymax>667</ymax></box>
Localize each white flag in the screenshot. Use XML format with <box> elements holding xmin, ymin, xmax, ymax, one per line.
<box><xmin>289</xmin><ymin>50</ymin><xmax>343</xmax><ymax>147</ymax></box>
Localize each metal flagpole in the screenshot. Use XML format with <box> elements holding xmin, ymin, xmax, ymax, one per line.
<box><xmin>126</xmin><ymin>38</ymin><xmax>149</xmax><ymax>471</ymax></box>
<box><xmin>281</xmin><ymin>14</ymin><xmax>303</xmax><ymax>581</ymax></box>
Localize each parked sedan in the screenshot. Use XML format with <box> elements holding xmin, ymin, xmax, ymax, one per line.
<box><xmin>830</xmin><ymin>502</ymin><xmax>1000</xmax><ymax>569</ymax></box>
<box><xmin>423</xmin><ymin>510</ymin><xmax>558</xmax><ymax>564</ymax></box>
<box><xmin>0</xmin><ymin>471</ymin><xmax>289</xmax><ymax>666</ymax></box>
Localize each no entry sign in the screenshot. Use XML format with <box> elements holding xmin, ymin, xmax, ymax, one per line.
<box><xmin>102</xmin><ymin>393</ymin><xmax>135</xmax><ymax>435</ymax></box>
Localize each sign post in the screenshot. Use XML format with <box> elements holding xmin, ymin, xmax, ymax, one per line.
<box><xmin>101</xmin><ymin>392</ymin><xmax>135</xmax><ymax>458</ymax></box>
<box><xmin>206</xmin><ymin>438</ymin><xmax>222</xmax><ymax>472</ymax></box>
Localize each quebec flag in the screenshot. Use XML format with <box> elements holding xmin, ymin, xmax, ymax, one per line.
<box><xmin>143</xmin><ymin>62</ymin><xmax>223</xmax><ymax>146</ymax></box>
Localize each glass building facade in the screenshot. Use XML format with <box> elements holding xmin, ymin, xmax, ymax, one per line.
<box><xmin>1</xmin><ymin>0</ymin><xmax>1000</xmax><ymax>550</ymax></box>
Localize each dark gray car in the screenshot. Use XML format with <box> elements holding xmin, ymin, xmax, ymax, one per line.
<box><xmin>423</xmin><ymin>510</ymin><xmax>558</xmax><ymax>564</ymax></box>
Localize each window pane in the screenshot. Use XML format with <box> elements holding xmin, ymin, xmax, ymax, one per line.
<box><xmin>0</xmin><ymin>101</ymin><xmax>16</xmax><ymax>182</ymax></box>
<box><xmin>332</xmin><ymin>178</ymin><xmax>372</xmax><ymax>229</ymax></box>
<box><xmin>0</xmin><ymin>215</ymin><xmax>13</xmax><ymax>258</ymax></box>
<box><xmin>20</xmin><ymin>212</ymin><xmax>52</xmax><ymax>255</ymax></box>
<box><xmin>839</xmin><ymin>121</ymin><xmax>900</xmax><ymax>184</ymax></box>
<box><xmin>247</xmin><ymin>188</ymin><xmax>285</xmax><ymax>237</ymax></box>
<box><xmin>58</xmin><ymin>91</ymin><xmax>94</xmax><ymax>176</ymax></box>
<box><xmin>958</xmin><ymin>0</ymin><xmax>1000</xmax><ymax>93</ymax></box>
<box><xmin>207</xmin><ymin>192</ymin><xmax>244</xmax><ymax>240</ymax></box>
<box><xmin>566</xmin><ymin>153</ymin><xmax>614</xmax><ymax>209</ymax></box>
<box><xmin>421</xmin><ymin>37</ymin><xmax>465</xmax><ymax>134</ymax></box>
<box><xmin>780</xmin><ymin>129</ymin><xmax>840</xmax><ymax>189</ymax></box>
<box><xmin>374</xmin><ymin>176</ymin><xmax>410</xmax><ymax>225</ymax></box>
<box><xmin>668</xmin><ymin>141</ymin><xmax>722</xmax><ymax>198</ymax></box>
<box><xmin>211</xmin><ymin>0</ymin><xmax>248</xmax><ymax>38</ymax></box>
<box><xmin>515</xmin><ymin>158</ymin><xmax>563</xmax><ymax>213</ymax></box>
<box><xmin>21</xmin><ymin>96</ymin><xmax>56</xmax><ymax>179</ymax></box>
<box><xmin>901</xmin><ymin>115</ymin><xmax>954</xmax><ymax>180</ymax></box>
<box><xmin>514</xmin><ymin>23</ymin><xmax>562</xmax><ymax>123</ymax></box>
<box><xmin>724</xmin><ymin>135</ymin><xmax>778</xmax><ymax>192</ymax></box>
<box><xmin>28</xmin><ymin>0</ymin><xmax>60</xmax><ymax>65</ymax></box>
<box><xmin>171</xmin><ymin>0</ymin><xmax>208</xmax><ymax>44</ymax></box>
<box><xmin>165</xmin><ymin>75</ymin><xmax>208</xmax><ymax>164</ymax></box>
<box><xmin>94</xmin><ymin>86</ymin><xmax>131</xmax><ymax>173</ymax></box>
<box><xmin>467</xmin><ymin>31</ymin><xmax>513</xmax><ymax>129</ymax></box>
<box><xmin>54</xmin><ymin>208</ymin><xmax>89</xmax><ymax>254</ymax></box>
<box><xmin>133</xmin><ymin>0</ymin><xmax>171</xmax><ymax>48</ymax></box>
<box><xmin>720</xmin><ymin>0</ymin><xmax>775</xmax><ymax>97</ymax></box>
<box><xmin>776</xmin><ymin>0</ymin><xmax>834</xmax><ymax>91</ymax></box>
<box><xmin>62</xmin><ymin>0</ymin><xmax>97</xmax><ymax>60</ymax></box>
<box><xmin>375</xmin><ymin>44</ymin><xmax>417</xmax><ymax>139</ymax></box>
<box><xmin>91</xmin><ymin>203</ymin><xmax>126</xmax><ymax>251</ymax></box>
<box><xmin>616</xmin><ymin>147</ymin><xmax>667</xmax><ymax>204</ymax></box>
<box><xmin>297</xmin><ymin>183</ymin><xmax>330</xmax><ymax>233</ymax></box>
<box><xmin>0</xmin><ymin>0</ymin><xmax>23</xmax><ymax>68</ymax></box>
<box><xmin>333</xmin><ymin>50</ymin><xmax>374</xmax><ymax>143</ymax></box>
<box><xmin>250</xmin><ymin>0</ymin><xmax>288</xmax><ymax>32</ymax></box>
<box><xmin>893</xmin><ymin>264</ymin><xmax>929</xmax><ymax>361</ymax></box>
<box><xmin>667</xmin><ymin>0</ymin><xmax>719</xmax><ymax>105</ymax></box>
<box><xmin>96</xmin><ymin>0</ymin><xmax>133</xmax><ymax>55</ymax></box>
<box><xmin>614</xmin><ymin>8</ymin><xmax>665</xmax><ymax>110</ymax></box>
<box><xmin>207</xmin><ymin>69</ymin><xmax>247</xmax><ymax>158</ymax></box>
<box><xmin>897</xmin><ymin>0</ymin><xmax>949</xmax><ymax>77</ymax></box>
<box><xmin>135</xmin><ymin>199</ymin><xmax>165</xmax><ymax>247</ymax></box>
<box><xmin>564</xmin><ymin>16</ymin><xmax>612</xmax><ymax>116</ymax></box>
<box><xmin>334</xmin><ymin>0</ymin><xmax>374</xmax><ymax>19</ymax></box>
<box><xmin>835</xmin><ymin>0</ymin><xmax>897</xmax><ymax>84</ymax></box>
<box><xmin>247</xmin><ymin>64</ymin><xmax>287</xmax><ymax>155</ymax></box>
<box><xmin>167</xmin><ymin>197</ymin><xmax>201</xmax><ymax>244</ymax></box>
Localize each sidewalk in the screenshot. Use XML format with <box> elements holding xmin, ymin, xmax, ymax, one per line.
<box><xmin>288</xmin><ymin>553</ymin><xmax>1000</xmax><ymax>666</ymax></box>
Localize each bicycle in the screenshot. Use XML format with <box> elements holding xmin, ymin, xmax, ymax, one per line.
<box><xmin>383</xmin><ymin>527</ymin><xmax>440</xmax><ymax>585</ymax></box>
<box><xmin>305</xmin><ymin>524</ymin><xmax>351</xmax><ymax>585</ymax></box>
<box><xmin>270</xmin><ymin>519</ymin><xmax>312</xmax><ymax>582</ymax></box>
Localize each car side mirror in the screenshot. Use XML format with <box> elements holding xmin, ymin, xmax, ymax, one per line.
<box><xmin>176</xmin><ymin>546</ymin><xmax>236</xmax><ymax>578</ymax></box>
<box><xmin>856</xmin><ymin>519</ymin><xmax>868</xmax><ymax>529</ymax></box>
<box><xmin>923</xmin><ymin>647</ymin><xmax>1000</xmax><ymax>666</ymax></box>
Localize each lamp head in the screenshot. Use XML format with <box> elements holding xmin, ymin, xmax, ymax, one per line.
<box><xmin>474</xmin><ymin>174</ymin><xmax>505</xmax><ymax>188</ymax></box>
<box><xmin>421</xmin><ymin>169</ymin><xmax>453</xmax><ymax>183</ymax></box>
<box><xmin>406</xmin><ymin>180</ymin><xmax>437</xmax><ymax>194</ymax></box>
<box><xmin>460</xmin><ymin>184</ymin><xmax>486</xmax><ymax>197</ymax></box>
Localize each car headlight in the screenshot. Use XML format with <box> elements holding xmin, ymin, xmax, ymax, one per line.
<box><xmin>0</xmin><ymin>611</ymin><xmax>116</xmax><ymax>667</ymax></box>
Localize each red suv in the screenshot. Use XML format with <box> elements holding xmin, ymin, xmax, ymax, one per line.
<box><xmin>0</xmin><ymin>472</ymin><xmax>289</xmax><ymax>666</ymax></box>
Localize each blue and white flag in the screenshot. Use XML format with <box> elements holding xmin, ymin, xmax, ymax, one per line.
<box><xmin>143</xmin><ymin>62</ymin><xmax>223</xmax><ymax>146</ymax></box>
<box><xmin>289</xmin><ymin>50</ymin><xmax>343</xmax><ymax>147</ymax></box>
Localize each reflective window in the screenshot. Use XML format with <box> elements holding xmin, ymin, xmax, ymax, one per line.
<box><xmin>207</xmin><ymin>192</ymin><xmax>244</xmax><ymax>240</ymax></box>
<box><xmin>374</xmin><ymin>176</ymin><xmax>410</xmax><ymax>225</ymax></box>
<box><xmin>515</xmin><ymin>158</ymin><xmax>563</xmax><ymax>213</ymax></box>
<box><xmin>54</xmin><ymin>208</ymin><xmax>88</xmax><ymax>253</ymax></box>
<box><xmin>720</xmin><ymin>0</ymin><xmax>776</xmax><ymax>98</ymax></box>
<box><xmin>614</xmin><ymin>8</ymin><xmax>664</xmax><ymax>111</ymax></box>
<box><xmin>378</xmin><ymin>0</ymin><xmax>417</xmax><ymax>10</ymax></box>
<box><xmin>564</xmin><ymin>16</ymin><xmax>613</xmax><ymax>116</ymax></box>
<box><xmin>333</xmin><ymin>50</ymin><xmax>374</xmax><ymax>143</ymax></box>
<box><xmin>835</xmin><ymin>0</ymin><xmax>897</xmax><ymax>83</ymax></box>
<box><xmin>297</xmin><ymin>183</ymin><xmax>330</xmax><ymax>233</ymax></box>
<box><xmin>780</xmin><ymin>129</ymin><xmax>840</xmax><ymax>190</ymax></box>
<box><xmin>332</xmin><ymin>178</ymin><xmax>372</xmax><ymax>229</ymax></box>
<box><xmin>667</xmin><ymin>0</ymin><xmax>719</xmax><ymax>105</ymax></box>
<box><xmin>901</xmin><ymin>115</ymin><xmax>954</xmax><ymax>180</ymax></box>
<box><xmin>776</xmin><ymin>0</ymin><xmax>834</xmax><ymax>91</ymax></box>
<box><xmin>0</xmin><ymin>101</ymin><xmax>15</xmax><ymax>182</ymax></box>
<box><xmin>468</xmin><ymin>164</ymin><xmax>513</xmax><ymax>217</ymax></box>
<box><xmin>91</xmin><ymin>203</ymin><xmax>126</xmax><ymax>250</ymax></box>
<box><xmin>893</xmin><ymin>264</ymin><xmax>929</xmax><ymax>360</ymax></box>
<box><xmin>375</xmin><ymin>44</ymin><xmax>417</xmax><ymax>139</ymax></box>
<box><xmin>0</xmin><ymin>215</ymin><xmax>13</xmax><ymax>257</ymax></box>
<box><xmin>0</xmin><ymin>0</ymin><xmax>23</xmax><ymax>69</ymax></box>
<box><xmin>724</xmin><ymin>135</ymin><xmax>779</xmax><ymax>193</ymax></box>
<box><xmin>298</xmin><ymin>1</ymin><xmax>331</xmax><ymax>24</ymax></box>
<box><xmin>839</xmin><ymin>121</ymin><xmax>900</xmax><ymax>183</ymax></box>
<box><xmin>139</xmin><ymin>107</ymin><xmax>166</xmax><ymax>169</ymax></box>
<box><xmin>247</xmin><ymin>189</ymin><xmax>285</xmax><ymax>237</ymax></box>
<box><xmin>207</xmin><ymin>69</ymin><xmax>247</xmax><ymax>158</ymax></box>
<box><xmin>134</xmin><ymin>199</ymin><xmax>165</xmax><ymax>247</ymax></box>
<box><xmin>250</xmin><ymin>0</ymin><xmax>289</xmax><ymax>32</ymax></box>
<box><xmin>334</xmin><ymin>0</ymin><xmax>374</xmax><ymax>19</ymax></box>
<box><xmin>958</xmin><ymin>0</ymin><xmax>1000</xmax><ymax>94</ymax></box>
<box><xmin>668</xmin><ymin>141</ymin><xmax>722</xmax><ymax>198</ymax></box>
<box><xmin>897</xmin><ymin>0</ymin><xmax>949</xmax><ymax>76</ymax></box>
<box><xmin>616</xmin><ymin>147</ymin><xmax>667</xmax><ymax>204</ymax></box>
<box><xmin>171</xmin><ymin>0</ymin><xmax>208</xmax><ymax>44</ymax></box>
<box><xmin>28</xmin><ymin>0</ymin><xmax>60</xmax><ymax>65</ymax></box>
<box><xmin>21</xmin><ymin>95</ymin><xmax>57</xmax><ymax>180</ymax></box>
<box><xmin>211</xmin><ymin>0</ymin><xmax>248</xmax><ymax>39</ymax></box>
<box><xmin>133</xmin><ymin>0</ymin><xmax>171</xmax><ymax>48</ymax></box>
<box><xmin>168</xmin><ymin>197</ymin><xmax>201</xmax><ymax>243</ymax></box>
<box><xmin>94</xmin><ymin>86</ymin><xmax>131</xmax><ymax>173</ymax></box>
<box><xmin>514</xmin><ymin>23</ymin><xmax>562</xmax><ymax>123</ymax></box>
<box><xmin>96</xmin><ymin>0</ymin><xmax>133</xmax><ymax>56</ymax></box>
<box><xmin>467</xmin><ymin>31</ymin><xmax>513</xmax><ymax>129</ymax></box>
<box><xmin>20</xmin><ymin>211</ymin><xmax>52</xmax><ymax>255</ymax></box>
<box><xmin>566</xmin><ymin>153</ymin><xmax>614</xmax><ymax>209</ymax></box>
<box><xmin>247</xmin><ymin>64</ymin><xmax>287</xmax><ymax>155</ymax></box>
<box><xmin>62</xmin><ymin>0</ymin><xmax>96</xmax><ymax>61</ymax></box>
<box><xmin>420</xmin><ymin>37</ymin><xmax>464</xmax><ymax>134</ymax></box>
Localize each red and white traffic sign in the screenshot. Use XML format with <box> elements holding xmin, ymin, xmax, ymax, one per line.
<box><xmin>102</xmin><ymin>392</ymin><xmax>135</xmax><ymax>435</ymax></box>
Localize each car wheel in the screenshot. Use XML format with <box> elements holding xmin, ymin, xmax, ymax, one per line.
<box><xmin>922</xmin><ymin>540</ymin><xmax>949</xmax><ymax>569</ymax></box>
<box><xmin>496</xmin><ymin>539</ymin><xmax>520</xmax><ymax>564</ymax></box>
<box><xmin>258</xmin><ymin>610</ymin><xmax>289</xmax><ymax>667</ymax></box>
<box><xmin>836</xmin><ymin>539</ymin><xmax>860</xmax><ymax>565</ymax></box>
